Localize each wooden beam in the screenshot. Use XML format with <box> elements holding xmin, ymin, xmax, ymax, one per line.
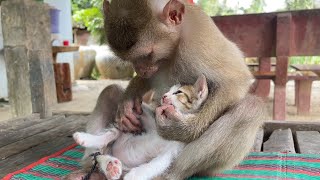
<box><xmin>0</xmin><ymin>115</ymin><xmax>87</xmax><ymax>159</ymax></box>
<box><xmin>264</xmin><ymin>121</ymin><xmax>320</xmax><ymax>135</ymax></box>
<box><xmin>263</xmin><ymin>128</ymin><xmax>295</xmax><ymax>153</ymax></box>
<box><xmin>296</xmin><ymin>131</ymin><xmax>320</xmax><ymax>154</ymax></box>
<box><xmin>0</xmin><ymin>115</ymin><xmax>66</xmax><ymax>147</ymax></box>
<box><xmin>252</xmin><ymin>128</ymin><xmax>264</xmax><ymax>152</ymax></box>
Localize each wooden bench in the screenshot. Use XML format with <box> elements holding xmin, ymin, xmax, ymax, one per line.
<box><xmin>213</xmin><ymin>9</ymin><xmax>320</xmax><ymax>120</ymax></box>
<box><xmin>253</xmin><ymin>120</ymin><xmax>320</xmax><ymax>153</ymax></box>
<box><xmin>291</xmin><ymin>64</ymin><xmax>320</xmax><ymax>77</ymax></box>
<box><xmin>253</xmin><ymin>71</ymin><xmax>320</xmax><ymax>115</ymax></box>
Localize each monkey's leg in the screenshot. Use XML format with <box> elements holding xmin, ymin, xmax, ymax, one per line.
<box><xmin>166</xmin><ymin>95</ymin><xmax>265</xmax><ymax>180</ymax></box>
<box><xmin>78</xmin><ymin>85</ymin><xmax>124</xmax><ymax>174</ymax></box>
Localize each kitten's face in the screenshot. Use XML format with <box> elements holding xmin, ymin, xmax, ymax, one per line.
<box><xmin>161</xmin><ymin>75</ymin><xmax>208</xmax><ymax>114</ymax></box>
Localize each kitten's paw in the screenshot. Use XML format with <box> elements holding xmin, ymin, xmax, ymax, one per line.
<box><xmin>106</xmin><ymin>159</ymin><xmax>122</xmax><ymax>180</ymax></box>
<box><xmin>73</xmin><ymin>132</ymin><xmax>86</xmax><ymax>146</ymax></box>
<box><xmin>97</xmin><ymin>155</ymin><xmax>122</xmax><ymax>180</ymax></box>
<box><xmin>156</xmin><ymin>107</ymin><xmax>166</xmax><ymax>124</ymax></box>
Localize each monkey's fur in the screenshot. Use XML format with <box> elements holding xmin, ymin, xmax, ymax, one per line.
<box><xmin>75</xmin><ymin>0</ymin><xmax>265</xmax><ymax>179</ymax></box>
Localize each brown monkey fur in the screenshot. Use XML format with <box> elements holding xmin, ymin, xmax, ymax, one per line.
<box><xmin>104</xmin><ymin>0</ymin><xmax>257</xmax><ymax>141</ymax></box>
<box><xmin>71</xmin><ymin>0</ymin><xmax>265</xmax><ymax>179</ymax></box>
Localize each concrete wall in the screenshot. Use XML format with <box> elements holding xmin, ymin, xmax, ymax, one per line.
<box><xmin>44</xmin><ymin>0</ymin><xmax>75</xmax><ymax>82</ymax></box>
<box><xmin>0</xmin><ymin>7</ymin><xmax>8</xmax><ymax>98</ymax></box>
<box><xmin>316</xmin><ymin>0</ymin><xmax>320</xmax><ymax>8</ymax></box>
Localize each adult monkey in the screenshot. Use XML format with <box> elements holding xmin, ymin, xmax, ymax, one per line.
<box><xmin>104</xmin><ymin>0</ymin><xmax>263</xmax><ymax>179</ymax></box>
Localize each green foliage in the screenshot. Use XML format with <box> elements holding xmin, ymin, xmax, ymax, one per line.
<box><xmin>198</xmin><ymin>0</ymin><xmax>266</xmax><ymax>16</ymax></box>
<box><xmin>242</xmin><ymin>0</ymin><xmax>266</xmax><ymax>14</ymax></box>
<box><xmin>90</xmin><ymin>66</ymin><xmax>101</xmax><ymax>80</ymax></box>
<box><xmin>290</xmin><ymin>57</ymin><xmax>320</xmax><ymax>65</ymax></box>
<box><xmin>284</xmin><ymin>0</ymin><xmax>316</xmax><ymax>10</ymax></box>
<box><xmin>72</xmin><ymin>0</ymin><xmax>105</xmax><ymax>44</ymax></box>
<box><xmin>197</xmin><ymin>0</ymin><xmax>237</xmax><ymax>16</ymax></box>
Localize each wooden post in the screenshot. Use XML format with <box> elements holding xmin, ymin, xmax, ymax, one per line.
<box><xmin>1</xmin><ymin>0</ymin><xmax>57</xmax><ymax>118</ymax></box>
<box><xmin>254</xmin><ymin>57</ymin><xmax>271</xmax><ymax>98</ymax></box>
<box><xmin>296</xmin><ymin>80</ymin><xmax>313</xmax><ymax>115</ymax></box>
<box><xmin>273</xmin><ymin>13</ymin><xmax>292</xmax><ymax>120</ymax></box>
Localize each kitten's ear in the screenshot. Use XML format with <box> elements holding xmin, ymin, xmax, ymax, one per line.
<box><xmin>142</xmin><ymin>90</ymin><xmax>155</xmax><ymax>104</ymax></box>
<box><xmin>194</xmin><ymin>74</ymin><xmax>208</xmax><ymax>98</ymax></box>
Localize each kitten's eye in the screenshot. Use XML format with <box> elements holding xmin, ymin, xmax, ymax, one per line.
<box><xmin>173</xmin><ymin>90</ymin><xmax>182</xmax><ymax>95</ymax></box>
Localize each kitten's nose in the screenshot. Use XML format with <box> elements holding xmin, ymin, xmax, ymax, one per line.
<box><xmin>162</xmin><ymin>95</ymin><xmax>169</xmax><ymax>104</ymax></box>
<box><xmin>162</xmin><ymin>95</ymin><xmax>167</xmax><ymax>102</ymax></box>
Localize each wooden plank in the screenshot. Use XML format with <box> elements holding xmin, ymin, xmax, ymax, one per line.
<box><xmin>290</xmin><ymin>64</ymin><xmax>320</xmax><ymax>72</ymax></box>
<box><xmin>252</xmin><ymin>71</ymin><xmax>276</xmax><ymax>80</ymax></box>
<box><xmin>53</xmin><ymin>111</ymin><xmax>90</xmax><ymax>117</ymax></box>
<box><xmin>0</xmin><ymin>115</ymin><xmax>66</xmax><ymax>147</ymax></box>
<box><xmin>52</xmin><ymin>46</ymin><xmax>79</xmax><ymax>53</ymax></box>
<box><xmin>264</xmin><ymin>121</ymin><xmax>320</xmax><ymax>135</ymax></box>
<box><xmin>0</xmin><ymin>136</ymin><xmax>75</xmax><ymax>178</ymax></box>
<box><xmin>0</xmin><ymin>115</ymin><xmax>87</xmax><ymax>159</ymax></box>
<box><xmin>252</xmin><ymin>128</ymin><xmax>264</xmax><ymax>152</ymax></box>
<box><xmin>263</xmin><ymin>128</ymin><xmax>296</xmax><ymax>153</ymax></box>
<box><xmin>296</xmin><ymin>131</ymin><xmax>320</xmax><ymax>154</ymax></box>
<box><xmin>0</xmin><ymin>114</ymin><xmax>40</xmax><ymax>132</ymax></box>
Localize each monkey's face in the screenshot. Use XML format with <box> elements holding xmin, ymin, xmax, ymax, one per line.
<box><xmin>103</xmin><ymin>0</ymin><xmax>185</xmax><ymax>78</ymax></box>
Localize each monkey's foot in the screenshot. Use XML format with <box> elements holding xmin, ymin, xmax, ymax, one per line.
<box><xmin>97</xmin><ymin>155</ymin><xmax>122</xmax><ymax>180</ymax></box>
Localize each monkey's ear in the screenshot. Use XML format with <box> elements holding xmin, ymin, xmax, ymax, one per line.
<box><xmin>103</xmin><ymin>0</ymin><xmax>110</xmax><ymax>15</ymax></box>
<box><xmin>194</xmin><ymin>74</ymin><xmax>208</xmax><ymax>98</ymax></box>
<box><xmin>162</xmin><ymin>0</ymin><xmax>185</xmax><ymax>25</ymax></box>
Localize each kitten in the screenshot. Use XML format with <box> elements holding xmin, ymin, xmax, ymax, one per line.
<box><xmin>73</xmin><ymin>75</ymin><xmax>208</xmax><ymax>180</ymax></box>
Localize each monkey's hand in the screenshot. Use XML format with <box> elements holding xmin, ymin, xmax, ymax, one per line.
<box><xmin>116</xmin><ymin>97</ymin><xmax>143</xmax><ymax>133</ymax></box>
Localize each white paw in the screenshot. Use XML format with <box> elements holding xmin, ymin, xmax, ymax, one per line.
<box><xmin>73</xmin><ymin>132</ymin><xmax>86</xmax><ymax>146</ymax></box>
<box><xmin>97</xmin><ymin>155</ymin><xmax>122</xmax><ymax>180</ymax></box>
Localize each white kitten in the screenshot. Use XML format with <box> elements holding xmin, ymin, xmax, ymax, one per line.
<box><xmin>73</xmin><ymin>75</ymin><xmax>208</xmax><ymax>180</ymax></box>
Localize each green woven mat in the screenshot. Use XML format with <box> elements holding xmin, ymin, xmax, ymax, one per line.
<box><xmin>4</xmin><ymin>145</ymin><xmax>320</xmax><ymax>180</ymax></box>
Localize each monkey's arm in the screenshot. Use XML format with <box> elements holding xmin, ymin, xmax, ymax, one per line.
<box><xmin>117</xmin><ymin>76</ymin><xmax>152</xmax><ymax>132</ymax></box>
<box><xmin>157</xmin><ymin>85</ymin><xmax>240</xmax><ymax>143</ymax></box>
<box><xmin>165</xmin><ymin>95</ymin><xmax>265</xmax><ymax>180</ymax></box>
<box><xmin>122</xmin><ymin>76</ymin><xmax>151</xmax><ymax>100</ymax></box>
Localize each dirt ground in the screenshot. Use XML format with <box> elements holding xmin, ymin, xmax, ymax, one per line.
<box><xmin>0</xmin><ymin>80</ymin><xmax>319</xmax><ymax>122</ymax></box>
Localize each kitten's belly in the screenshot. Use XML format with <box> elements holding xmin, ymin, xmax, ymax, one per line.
<box><xmin>111</xmin><ymin>131</ymin><xmax>168</xmax><ymax>168</ymax></box>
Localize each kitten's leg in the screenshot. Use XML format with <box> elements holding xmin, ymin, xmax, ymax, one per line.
<box><xmin>124</xmin><ymin>143</ymin><xmax>184</xmax><ymax>180</ymax></box>
<box><xmin>73</xmin><ymin>128</ymin><xmax>120</xmax><ymax>149</ymax></box>
<box><xmin>96</xmin><ymin>155</ymin><xmax>122</xmax><ymax>180</ymax></box>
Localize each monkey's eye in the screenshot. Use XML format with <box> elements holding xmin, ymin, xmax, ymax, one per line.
<box><xmin>173</xmin><ymin>90</ymin><xmax>182</xmax><ymax>95</ymax></box>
